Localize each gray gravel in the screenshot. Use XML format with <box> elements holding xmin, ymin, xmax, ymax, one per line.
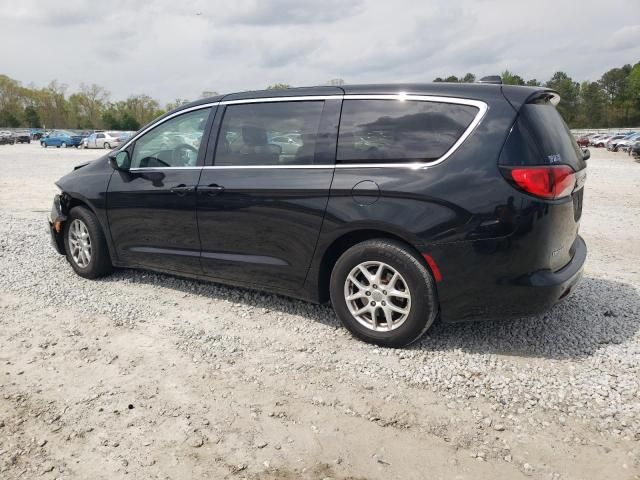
<box><xmin>0</xmin><ymin>144</ymin><xmax>639</xmax><ymax>478</ymax></box>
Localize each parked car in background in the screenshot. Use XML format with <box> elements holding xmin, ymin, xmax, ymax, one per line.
<box><xmin>605</xmin><ymin>135</ymin><xmax>627</xmax><ymax>151</ymax></box>
<box><xmin>576</xmin><ymin>135</ymin><xmax>590</xmax><ymax>147</ymax></box>
<box><xmin>593</xmin><ymin>135</ymin><xmax>614</xmax><ymax>147</ymax></box>
<box><xmin>40</xmin><ymin>131</ymin><xmax>84</xmax><ymax>148</ymax></box>
<box><xmin>605</xmin><ymin>132</ymin><xmax>635</xmax><ymax>152</ymax></box>
<box><xmin>609</xmin><ymin>132</ymin><xmax>638</xmax><ymax>152</ymax></box>
<box><xmin>48</xmin><ymin>83</ymin><xmax>588</xmax><ymax>347</ymax></box>
<box><xmin>30</xmin><ymin>129</ymin><xmax>45</xmax><ymax>140</ymax></box>
<box><xmin>14</xmin><ymin>129</ymin><xmax>31</xmax><ymax>143</ymax></box>
<box><xmin>82</xmin><ymin>131</ymin><xmax>124</xmax><ymax>149</ymax></box>
<box><xmin>0</xmin><ymin>131</ymin><xmax>16</xmax><ymax>145</ymax></box>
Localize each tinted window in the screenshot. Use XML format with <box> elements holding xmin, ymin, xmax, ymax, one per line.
<box><xmin>214</xmin><ymin>101</ymin><xmax>324</xmax><ymax>166</ymax></box>
<box><xmin>518</xmin><ymin>103</ymin><xmax>585</xmax><ymax>170</ymax></box>
<box><xmin>337</xmin><ymin>100</ymin><xmax>478</xmax><ymax>163</ymax></box>
<box><xmin>131</xmin><ymin>108</ymin><xmax>211</xmax><ymax>168</ymax></box>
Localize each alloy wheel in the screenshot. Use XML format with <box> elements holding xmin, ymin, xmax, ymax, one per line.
<box><xmin>344</xmin><ymin>261</ymin><xmax>412</xmax><ymax>332</ymax></box>
<box><xmin>68</xmin><ymin>219</ymin><xmax>92</xmax><ymax>268</ymax></box>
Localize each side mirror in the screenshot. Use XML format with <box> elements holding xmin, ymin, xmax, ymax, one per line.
<box><xmin>581</xmin><ymin>148</ymin><xmax>590</xmax><ymax>161</ymax></box>
<box><xmin>109</xmin><ymin>150</ymin><xmax>131</xmax><ymax>171</ymax></box>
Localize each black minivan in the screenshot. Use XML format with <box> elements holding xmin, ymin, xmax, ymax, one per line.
<box><xmin>49</xmin><ymin>83</ymin><xmax>587</xmax><ymax>347</ymax></box>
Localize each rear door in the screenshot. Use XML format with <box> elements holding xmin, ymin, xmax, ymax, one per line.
<box><xmin>196</xmin><ymin>98</ymin><xmax>341</xmax><ymax>291</ymax></box>
<box><xmin>106</xmin><ymin>106</ymin><xmax>214</xmax><ymax>272</ymax></box>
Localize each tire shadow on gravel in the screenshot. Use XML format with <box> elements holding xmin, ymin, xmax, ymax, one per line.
<box><xmin>414</xmin><ymin>276</ymin><xmax>640</xmax><ymax>360</ymax></box>
<box><xmin>101</xmin><ymin>270</ymin><xmax>638</xmax><ymax>359</ymax></box>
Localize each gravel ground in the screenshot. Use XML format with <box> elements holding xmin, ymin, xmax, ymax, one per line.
<box><xmin>0</xmin><ymin>143</ymin><xmax>639</xmax><ymax>479</ymax></box>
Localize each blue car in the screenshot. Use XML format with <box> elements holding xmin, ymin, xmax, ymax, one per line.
<box><xmin>40</xmin><ymin>131</ymin><xmax>84</xmax><ymax>148</ymax></box>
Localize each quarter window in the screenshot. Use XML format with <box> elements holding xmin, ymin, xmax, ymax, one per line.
<box><xmin>130</xmin><ymin>108</ymin><xmax>211</xmax><ymax>168</ymax></box>
<box><xmin>214</xmin><ymin>101</ymin><xmax>324</xmax><ymax>166</ymax></box>
<box><xmin>337</xmin><ymin>100</ymin><xmax>478</xmax><ymax>163</ymax></box>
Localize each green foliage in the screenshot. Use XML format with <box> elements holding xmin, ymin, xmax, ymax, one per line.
<box><xmin>501</xmin><ymin>70</ymin><xmax>525</xmax><ymax>86</ymax></box>
<box><xmin>431</xmin><ymin>62</ymin><xmax>640</xmax><ymax>127</ymax></box>
<box><xmin>266</xmin><ymin>83</ymin><xmax>291</xmax><ymax>90</ymax></box>
<box><xmin>2</xmin><ymin>65</ymin><xmax>640</xmax><ymax>129</ymax></box>
<box><xmin>462</xmin><ymin>73</ymin><xmax>476</xmax><ymax>83</ymax></box>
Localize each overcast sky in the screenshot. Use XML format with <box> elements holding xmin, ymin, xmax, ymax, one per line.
<box><xmin>0</xmin><ymin>0</ymin><xmax>638</xmax><ymax>103</ymax></box>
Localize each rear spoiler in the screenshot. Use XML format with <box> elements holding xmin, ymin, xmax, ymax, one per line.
<box><xmin>501</xmin><ymin>86</ymin><xmax>560</xmax><ymax>110</ymax></box>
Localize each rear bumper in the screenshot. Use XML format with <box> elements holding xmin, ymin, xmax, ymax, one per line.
<box><xmin>432</xmin><ymin>235</ymin><xmax>587</xmax><ymax>323</ymax></box>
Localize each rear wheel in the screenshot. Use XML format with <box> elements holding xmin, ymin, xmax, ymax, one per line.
<box><xmin>61</xmin><ymin>142</ymin><xmax>67</xmax><ymax>148</ymax></box>
<box><xmin>330</xmin><ymin>239</ymin><xmax>438</xmax><ymax>347</ymax></box>
<box><xmin>63</xmin><ymin>206</ymin><xmax>113</xmax><ymax>279</ymax></box>
<box><xmin>104</xmin><ymin>142</ymin><xmax>111</xmax><ymax>150</ymax></box>
<box><xmin>41</xmin><ymin>142</ymin><xmax>47</xmax><ymax>148</ymax></box>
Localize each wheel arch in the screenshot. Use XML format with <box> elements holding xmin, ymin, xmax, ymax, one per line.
<box><xmin>59</xmin><ymin>192</ymin><xmax>118</xmax><ymax>262</ymax></box>
<box><xmin>313</xmin><ymin>229</ymin><xmax>439</xmax><ymax>304</ymax></box>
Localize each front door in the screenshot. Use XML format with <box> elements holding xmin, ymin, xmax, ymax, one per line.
<box><xmin>107</xmin><ymin>106</ymin><xmax>214</xmax><ymax>272</ymax></box>
<box><xmin>197</xmin><ymin>98</ymin><xmax>340</xmax><ymax>292</ymax></box>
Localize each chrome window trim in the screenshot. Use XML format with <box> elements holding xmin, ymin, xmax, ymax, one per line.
<box><xmin>121</xmin><ymin>94</ymin><xmax>488</xmax><ymax>170</ymax></box>
<box><xmin>119</xmin><ymin>102</ymin><xmax>219</xmax><ymax>151</ymax></box>
<box><xmin>219</xmin><ymin>95</ymin><xmax>339</xmax><ymax>105</ymax></box>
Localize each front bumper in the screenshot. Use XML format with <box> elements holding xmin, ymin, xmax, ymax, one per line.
<box><xmin>48</xmin><ymin>194</ymin><xmax>67</xmax><ymax>255</ymax></box>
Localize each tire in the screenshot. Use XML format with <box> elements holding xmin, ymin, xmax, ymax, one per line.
<box><xmin>63</xmin><ymin>206</ymin><xmax>113</xmax><ymax>279</ymax></box>
<box><xmin>330</xmin><ymin>239</ymin><xmax>438</xmax><ymax>348</ymax></box>
<box><xmin>104</xmin><ymin>142</ymin><xmax>111</xmax><ymax>150</ymax></box>
<box><xmin>61</xmin><ymin>142</ymin><xmax>67</xmax><ymax>148</ymax></box>
<box><xmin>41</xmin><ymin>142</ymin><xmax>47</xmax><ymax>148</ymax></box>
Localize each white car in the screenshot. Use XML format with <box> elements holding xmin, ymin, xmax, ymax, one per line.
<box><xmin>614</xmin><ymin>133</ymin><xmax>640</xmax><ymax>152</ymax></box>
<box><xmin>83</xmin><ymin>131</ymin><xmax>123</xmax><ymax>150</ymax></box>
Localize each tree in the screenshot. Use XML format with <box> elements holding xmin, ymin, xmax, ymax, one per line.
<box><xmin>165</xmin><ymin>98</ymin><xmax>191</xmax><ymax>111</ymax></box>
<box><xmin>433</xmin><ymin>77</ymin><xmax>444</xmax><ymax>82</ymax></box>
<box><xmin>577</xmin><ymin>81</ymin><xmax>607</xmax><ymax>127</ymax></box>
<box><xmin>546</xmin><ymin>72</ymin><xmax>580</xmax><ymax>125</ymax></box>
<box><xmin>24</xmin><ymin>105</ymin><xmax>41</xmax><ymax>127</ymax></box>
<box><xmin>444</xmin><ymin>75</ymin><xmax>459</xmax><ymax>83</ymax></box>
<box><xmin>462</xmin><ymin>73</ymin><xmax>476</xmax><ymax>83</ymax></box>
<box><xmin>501</xmin><ymin>70</ymin><xmax>525</xmax><ymax>86</ymax></box>
<box><xmin>599</xmin><ymin>68</ymin><xmax>628</xmax><ymax>101</ymax></box>
<box><xmin>526</xmin><ymin>79</ymin><xmax>541</xmax><ymax>86</ymax></box>
<box><xmin>266</xmin><ymin>83</ymin><xmax>291</xmax><ymax>90</ymax></box>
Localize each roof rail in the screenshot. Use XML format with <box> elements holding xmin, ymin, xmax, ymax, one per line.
<box><xmin>478</xmin><ymin>75</ymin><xmax>503</xmax><ymax>85</ymax></box>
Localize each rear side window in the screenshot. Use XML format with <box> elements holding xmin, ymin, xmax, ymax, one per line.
<box><xmin>337</xmin><ymin>100</ymin><xmax>478</xmax><ymax>163</ymax></box>
<box><xmin>214</xmin><ymin>101</ymin><xmax>324</xmax><ymax>166</ymax></box>
<box><xmin>516</xmin><ymin>103</ymin><xmax>585</xmax><ymax>170</ymax></box>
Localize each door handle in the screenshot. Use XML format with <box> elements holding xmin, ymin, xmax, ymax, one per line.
<box><xmin>170</xmin><ymin>184</ymin><xmax>195</xmax><ymax>196</ymax></box>
<box><xmin>198</xmin><ymin>184</ymin><xmax>225</xmax><ymax>196</ymax></box>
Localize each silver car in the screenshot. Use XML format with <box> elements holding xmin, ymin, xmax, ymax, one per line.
<box><xmin>83</xmin><ymin>131</ymin><xmax>123</xmax><ymax>150</ymax></box>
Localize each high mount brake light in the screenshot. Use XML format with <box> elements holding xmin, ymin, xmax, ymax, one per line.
<box><xmin>501</xmin><ymin>165</ymin><xmax>576</xmax><ymax>200</ymax></box>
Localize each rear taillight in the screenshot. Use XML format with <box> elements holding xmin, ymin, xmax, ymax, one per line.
<box><xmin>501</xmin><ymin>165</ymin><xmax>576</xmax><ymax>200</ymax></box>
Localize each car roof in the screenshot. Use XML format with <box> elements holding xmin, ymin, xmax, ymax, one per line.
<box><xmin>180</xmin><ymin>83</ymin><xmax>555</xmax><ymax>111</ymax></box>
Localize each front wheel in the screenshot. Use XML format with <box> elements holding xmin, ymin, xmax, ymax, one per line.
<box><xmin>63</xmin><ymin>206</ymin><xmax>113</xmax><ymax>279</ymax></box>
<box><xmin>41</xmin><ymin>142</ymin><xmax>47</xmax><ymax>148</ymax></box>
<box><xmin>61</xmin><ymin>142</ymin><xmax>67</xmax><ymax>148</ymax></box>
<box><xmin>104</xmin><ymin>142</ymin><xmax>111</xmax><ymax>150</ymax></box>
<box><xmin>330</xmin><ymin>239</ymin><xmax>438</xmax><ymax>348</ymax></box>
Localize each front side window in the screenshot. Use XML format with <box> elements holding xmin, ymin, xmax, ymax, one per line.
<box><xmin>130</xmin><ymin>108</ymin><xmax>211</xmax><ymax>168</ymax></box>
<box><xmin>214</xmin><ymin>101</ymin><xmax>324</xmax><ymax>166</ymax></box>
<box><xmin>337</xmin><ymin>100</ymin><xmax>478</xmax><ymax>163</ymax></box>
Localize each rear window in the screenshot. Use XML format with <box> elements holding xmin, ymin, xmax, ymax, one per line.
<box><xmin>337</xmin><ymin>100</ymin><xmax>478</xmax><ymax>163</ymax></box>
<box><xmin>517</xmin><ymin>103</ymin><xmax>585</xmax><ymax>169</ymax></box>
